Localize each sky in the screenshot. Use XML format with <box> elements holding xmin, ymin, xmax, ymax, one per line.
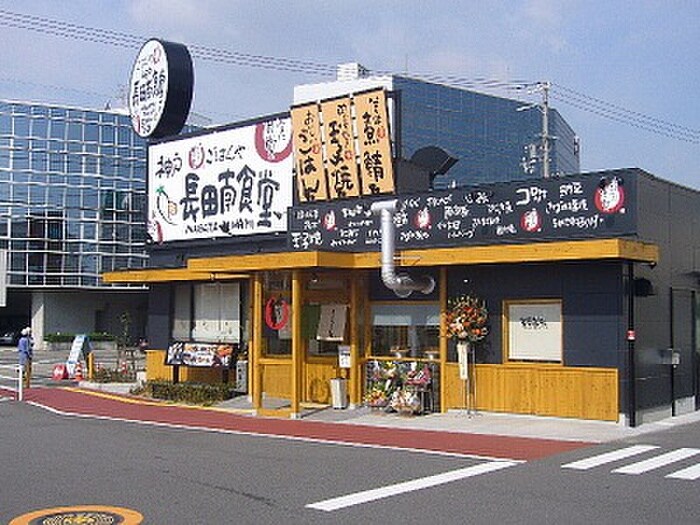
<box><xmin>0</xmin><ymin>0</ymin><xmax>698</xmax><ymax>188</ymax></box>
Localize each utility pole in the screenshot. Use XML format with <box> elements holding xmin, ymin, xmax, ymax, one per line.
<box><xmin>517</xmin><ymin>81</ymin><xmax>552</xmax><ymax>179</ymax></box>
<box><xmin>540</xmin><ymin>81</ymin><xmax>551</xmax><ymax>179</ymax></box>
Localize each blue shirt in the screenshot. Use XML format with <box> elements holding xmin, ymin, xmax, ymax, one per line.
<box><xmin>17</xmin><ymin>335</ymin><xmax>33</xmax><ymax>365</ymax></box>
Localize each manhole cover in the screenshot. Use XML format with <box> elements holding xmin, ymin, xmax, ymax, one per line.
<box><xmin>10</xmin><ymin>505</ymin><xmax>143</xmax><ymax>524</ymax></box>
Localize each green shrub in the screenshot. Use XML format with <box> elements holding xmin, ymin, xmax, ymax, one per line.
<box><xmin>134</xmin><ymin>381</ymin><xmax>237</xmax><ymax>406</ymax></box>
<box><xmin>44</xmin><ymin>332</ymin><xmax>116</xmax><ymax>343</ymax></box>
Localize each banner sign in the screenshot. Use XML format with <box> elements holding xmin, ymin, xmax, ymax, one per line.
<box><xmin>321</xmin><ymin>97</ymin><xmax>361</xmax><ymax>200</ymax></box>
<box><xmin>354</xmin><ymin>89</ymin><xmax>395</xmax><ymax>196</ymax></box>
<box><xmin>291</xmin><ymin>103</ymin><xmax>327</xmax><ymax>203</ymax></box>
<box><xmin>317</xmin><ymin>304</ymin><xmax>348</xmax><ymax>341</ymax></box>
<box><xmin>291</xmin><ymin>89</ymin><xmax>395</xmax><ymax>203</ymax></box>
<box><xmin>165</xmin><ymin>341</ymin><xmax>234</xmax><ymax>367</ymax></box>
<box><xmin>288</xmin><ymin>171</ymin><xmax>637</xmax><ymax>252</ymax></box>
<box><xmin>148</xmin><ymin>116</ymin><xmax>293</xmax><ymax>243</ymax></box>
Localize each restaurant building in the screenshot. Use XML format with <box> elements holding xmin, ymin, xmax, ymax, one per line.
<box><xmin>105</xmin><ymin>67</ymin><xmax>699</xmax><ymax>426</ymax></box>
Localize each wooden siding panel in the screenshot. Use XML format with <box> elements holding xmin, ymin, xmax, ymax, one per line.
<box><xmin>262</xmin><ymin>362</ymin><xmax>292</xmax><ymax>398</ymax></box>
<box><xmin>444</xmin><ymin>364</ymin><xmax>618</xmax><ymax>421</ymax></box>
<box><xmin>146</xmin><ymin>350</ymin><xmax>171</xmax><ymax>381</ymax></box>
<box><xmin>305</xmin><ymin>360</ymin><xmax>336</xmax><ymax>404</ymax></box>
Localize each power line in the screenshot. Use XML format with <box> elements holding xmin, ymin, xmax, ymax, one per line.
<box><xmin>0</xmin><ymin>8</ymin><xmax>696</xmax><ymax>147</ymax></box>
<box><xmin>552</xmin><ymin>83</ymin><xmax>700</xmax><ymax>143</ymax></box>
<box><xmin>550</xmin><ymin>91</ymin><xmax>700</xmax><ymax>145</ymax></box>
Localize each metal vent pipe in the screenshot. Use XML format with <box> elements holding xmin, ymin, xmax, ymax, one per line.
<box><xmin>370</xmin><ymin>199</ymin><xmax>435</xmax><ymax>298</ymax></box>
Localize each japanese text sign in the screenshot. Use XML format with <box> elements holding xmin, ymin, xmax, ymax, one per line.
<box><xmin>148</xmin><ymin>117</ymin><xmax>293</xmax><ymax>243</ymax></box>
<box><xmin>354</xmin><ymin>89</ymin><xmax>395</xmax><ymax>196</ymax></box>
<box><xmin>291</xmin><ymin>103</ymin><xmax>327</xmax><ymax>203</ymax></box>
<box><xmin>321</xmin><ymin>97</ymin><xmax>360</xmax><ymax>199</ymax></box>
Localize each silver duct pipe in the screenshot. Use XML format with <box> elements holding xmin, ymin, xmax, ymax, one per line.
<box><xmin>370</xmin><ymin>199</ymin><xmax>436</xmax><ymax>298</ymax></box>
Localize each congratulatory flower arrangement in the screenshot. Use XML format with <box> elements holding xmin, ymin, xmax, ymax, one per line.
<box><xmin>445</xmin><ymin>294</ymin><xmax>489</xmax><ymax>342</ymax></box>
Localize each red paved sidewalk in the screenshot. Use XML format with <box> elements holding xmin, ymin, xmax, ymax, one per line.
<box><xmin>5</xmin><ymin>386</ymin><xmax>593</xmax><ymax>461</ymax></box>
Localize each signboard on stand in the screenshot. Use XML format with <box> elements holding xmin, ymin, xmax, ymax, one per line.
<box><xmin>338</xmin><ymin>345</ymin><xmax>351</xmax><ymax>369</ymax></box>
<box><xmin>457</xmin><ymin>341</ymin><xmax>470</xmax><ymax>380</ymax></box>
<box><xmin>66</xmin><ymin>334</ymin><xmax>91</xmax><ymax>376</ymax></box>
<box><xmin>165</xmin><ymin>341</ymin><xmax>234</xmax><ymax>367</ymax></box>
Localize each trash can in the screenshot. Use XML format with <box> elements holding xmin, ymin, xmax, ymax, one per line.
<box><xmin>330</xmin><ymin>378</ymin><xmax>348</xmax><ymax>409</ymax></box>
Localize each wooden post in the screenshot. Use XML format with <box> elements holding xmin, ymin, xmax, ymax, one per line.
<box><xmin>439</xmin><ymin>266</ymin><xmax>448</xmax><ymax>413</ymax></box>
<box><xmin>87</xmin><ymin>351</ymin><xmax>94</xmax><ymax>380</ymax></box>
<box><xmin>251</xmin><ymin>273</ymin><xmax>263</xmax><ymax>412</ymax></box>
<box><xmin>349</xmin><ymin>272</ymin><xmax>361</xmax><ymax>407</ymax></box>
<box><xmin>290</xmin><ymin>270</ymin><xmax>303</xmax><ymax>418</ymax></box>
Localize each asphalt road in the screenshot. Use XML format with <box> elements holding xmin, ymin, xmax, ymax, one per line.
<box><xmin>2</xmin><ymin>396</ymin><xmax>700</xmax><ymax>524</ymax></box>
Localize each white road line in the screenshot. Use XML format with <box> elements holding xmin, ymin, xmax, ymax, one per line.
<box><xmin>666</xmin><ymin>463</ymin><xmax>700</xmax><ymax>480</ymax></box>
<box><xmin>612</xmin><ymin>448</ymin><xmax>700</xmax><ymax>475</ymax></box>
<box><xmin>306</xmin><ymin>461</ymin><xmax>518</xmax><ymax>512</ymax></box>
<box><xmin>562</xmin><ymin>445</ymin><xmax>659</xmax><ymax>470</ymax></box>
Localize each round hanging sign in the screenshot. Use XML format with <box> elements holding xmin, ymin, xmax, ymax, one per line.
<box><xmin>265</xmin><ymin>297</ymin><xmax>290</xmax><ymax>330</ymax></box>
<box><xmin>128</xmin><ymin>38</ymin><xmax>194</xmax><ymax>139</ymax></box>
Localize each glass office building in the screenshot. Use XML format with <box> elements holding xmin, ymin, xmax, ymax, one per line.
<box><xmin>393</xmin><ymin>76</ymin><xmax>579</xmax><ymax>185</ymax></box>
<box><xmin>0</xmin><ymin>99</ymin><xmax>150</xmax><ymax>344</ymax></box>
<box><xmin>294</xmin><ymin>64</ymin><xmax>580</xmax><ymax>187</ymax></box>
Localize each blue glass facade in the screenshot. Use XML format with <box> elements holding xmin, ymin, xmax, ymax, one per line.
<box><xmin>0</xmin><ymin>100</ymin><xmax>149</xmax><ymax>289</ymax></box>
<box><xmin>393</xmin><ymin>77</ymin><xmax>580</xmax><ymax>186</ymax></box>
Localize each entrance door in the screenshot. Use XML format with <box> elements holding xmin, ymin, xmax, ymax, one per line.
<box><xmin>671</xmin><ymin>289</ymin><xmax>695</xmax><ymax>415</ymax></box>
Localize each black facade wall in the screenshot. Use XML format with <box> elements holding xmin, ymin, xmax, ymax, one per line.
<box><xmin>148</xmin><ymin>233</ymin><xmax>288</xmax><ymax>269</ymax></box>
<box><xmin>447</xmin><ymin>261</ymin><xmax>625</xmax><ymax>367</ymax></box>
<box><xmin>147</xmin><ymin>283</ymin><xmax>173</xmax><ymax>350</ymax></box>
<box><xmin>634</xmin><ymin>171</ymin><xmax>700</xmax><ymax>414</ymax></box>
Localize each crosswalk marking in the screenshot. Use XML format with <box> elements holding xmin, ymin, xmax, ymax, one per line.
<box><xmin>561</xmin><ymin>445</ymin><xmax>659</xmax><ymax>470</ymax></box>
<box><xmin>612</xmin><ymin>448</ymin><xmax>700</xmax><ymax>475</ymax></box>
<box><xmin>666</xmin><ymin>463</ymin><xmax>700</xmax><ymax>480</ymax></box>
<box><xmin>307</xmin><ymin>461</ymin><xmax>518</xmax><ymax>512</ymax></box>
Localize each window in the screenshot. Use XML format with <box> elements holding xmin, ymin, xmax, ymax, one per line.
<box><xmin>49</xmin><ymin>152</ymin><xmax>65</xmax><ymax>172</ymax></box>
<box><xmin>172</xmin><ymin>283</ymin><xmax>241</xmax><ymax>343</ymax></box>
<box><xmin>13</xmin><ymin>115</ymin><xmax>29</xmax><ymax>136</ymax></box>
<box><xmin>85</xmin><ymin>122</ymin><xmax>99</xmax><ymax>142</ymax></box>
<box><xmin>49</xmin><ymin>120</ymin><xmax>65</xmax><ymax>140</ymax></box>
<box><xmin>101</xmin><ymin>125</ymin><xmax>114</xmax><ymax>144</ymax></box>
<box><xmin>67</xmin><ymin>122</ymin><xmax>82</xmax><ymax>141</ymax></box>
<box><xmin>505</xmin><ymin>300</ymin><xmax>563</xmax><ymax>363</ymax></box>
<box><xmin>0</xmin><ymin>114</ymin><xmax>10</xmax><ymax>134</ymax></box>
<box><xmin>31</xmin><ymin>118</ymin><xmax>48</xmax><ymax>138</ymax></box>
<box><xmin>192</xmin><ymin>282</ymin><xmax>240</xmax><ymax>342</ymax></box>
<box><xmin>371</xmin><ymin>303</ymin><xmax>440</xmax><ymax>358</ymax></box>
<box><xmin>31</xmin><ymin>151</ymin><xmax>47</xmax><ymax>171</ymax></box>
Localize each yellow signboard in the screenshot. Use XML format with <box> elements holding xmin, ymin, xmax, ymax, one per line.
<box><xmin>354</xmin><ymin>89</ymin><xmax>395</xmax><ymax>196</ymax></box>
<box><xmin>321</xmin><ymin>97</ymin><xmax>360</xmax><ymax>199</ymax></box>
<box><xmin>291</xmin><ymin>103</ymin><xmax>327</xmax><ymax>202</ymax></box>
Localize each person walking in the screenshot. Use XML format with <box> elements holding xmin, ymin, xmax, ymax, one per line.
<box><xmin>17</xmin><ymin>327</ymin><xmax>33</xmax><ymax>388</ymax></box>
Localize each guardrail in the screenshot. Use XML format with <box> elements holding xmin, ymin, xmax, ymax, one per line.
<box><xmin>0</xmin><ymin>363</ymin><xmax>23</xmax><ymax>401</ymax></box>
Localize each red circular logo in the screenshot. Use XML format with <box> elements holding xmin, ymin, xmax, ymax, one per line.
<box><xmin>520</xmin><ymin>209</ymin><xmax>542</xmax><ymax>232</ymax></box>
<box><xmin>188</xmin><ymin>144</ymin><xmax>205</xmax><ymax>170</ymax></box>
<box><xmin>255</xmin><ymin>120</ymin><xmax>292</xmax><ymax>163</ymax></box>
<box><xmin>595</xmin><ymin>179</ymin><xmax>625</xmax><ymax>214</ymax></box>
